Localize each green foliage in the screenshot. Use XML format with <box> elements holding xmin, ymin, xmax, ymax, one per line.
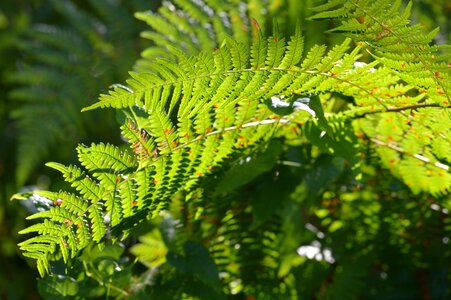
<box><xmin>310</xmin><ymin>0</ymin><xmax>451</xmax><ymax>196</ymax></box>
<box><xmin>0</xmin><ymin>1</ymin><xmax>152</xmax><ymax>298</ymax></box>
<box><xmin>8</xmin><ymin>0</ymin><xmax>150</xmax><ymax>185</ymax></box>
<box><xmin>11</xmin><ymin>0</ymin><xmax>451</xmax><ymax>298</ymax></box>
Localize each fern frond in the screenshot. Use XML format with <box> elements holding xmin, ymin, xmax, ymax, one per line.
<box><xmin>307</xmin><ymin>0</ymin><xmax>451</xmax><ymax>195</ymax></box>
<box><xmin>23</xmin><ymin>25</ymin><xmax>364</xmax><ymax>273</ymax></box>
<box><xmin>310</xmin><ymin>0</ymin><xmax>451</xmax><ymax>104</ymax></box>
<box><xmin>84</xmin><ymin>34</ymin><xmax>360</xmax><ymax>114</ymax></box>
<box><xmin>354</xmin><ymin>107</ymin><xmax>451</xmax><ymax>196</ymax></box>
<box><xmin>45</xmin><ymin>162</ymin><xmax>106</xmax><ymax>201</ymax></box>
<box><xmin>18</xmin><ymin>0</ymin><xmax>451</xmax><ymax>278</ymax></box>
<box><xmin>209</xmin><ymin>207</ymin><xmax>285</xmax><ymax>297</ymax></box>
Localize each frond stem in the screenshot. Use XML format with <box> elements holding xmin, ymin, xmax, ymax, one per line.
<box><xmin>149</xmin><ymin>118</ymin><xmax>290</xmax><ymax>164</ymax></box>
<box><xmin>370</xmin><ymin>138</ymin><xmax>449</xmax><ymax>171</ymax></box>
<box><xmin>349</xmin><ymin>103</ymin><xmax>450</xmax><ymax>118</ymax></box>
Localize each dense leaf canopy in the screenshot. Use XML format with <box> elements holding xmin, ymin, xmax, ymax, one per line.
<box><xmin>1</xmin><ymin>0</ymin><xmax>450</xmax><ymax>299</ymax></box>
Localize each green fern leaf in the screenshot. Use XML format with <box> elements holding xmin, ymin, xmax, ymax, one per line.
<box><xmin>279</xmin><ymin>25</ymin><xmax>304</xmax><ymax>69</ymax></box>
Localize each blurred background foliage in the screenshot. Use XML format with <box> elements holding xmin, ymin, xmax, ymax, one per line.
<box><xmin>0</xmin><ymin>0</ymin><xmax>449</xmax><ymax>299</ymax></box>
<box><xmin>0</xmin><ymin>0</ymin><xmax>157</xmax><ymax>298</ymax></box>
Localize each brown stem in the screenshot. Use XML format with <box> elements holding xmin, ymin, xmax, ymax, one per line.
<box><xmin>351</xmin><ymin>103</ymin><xmax>450</xmax><ymax>118</ymax></box>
